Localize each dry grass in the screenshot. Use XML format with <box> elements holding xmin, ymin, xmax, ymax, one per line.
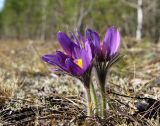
<box><xmin>0</xmin><ymin>39</ymin><xmax>159</xmax><ymax>125</ymax></box>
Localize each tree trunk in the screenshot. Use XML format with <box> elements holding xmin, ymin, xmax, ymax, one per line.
<box><xmin>136</xmin><ymin>0</ymin><xmax>143</xmax><ymax>40</ymax></box>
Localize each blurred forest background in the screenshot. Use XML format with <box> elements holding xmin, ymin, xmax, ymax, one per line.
<box><xmin>0</xmin><ymin>0</ymin><xmax>159</xmax><ymax>42</ymax></box>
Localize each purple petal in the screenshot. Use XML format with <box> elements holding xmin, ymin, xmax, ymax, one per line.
<box><xmin>42</xmin><ymin>51</ymin><xmax>68</xmax><ymax>71</ymax></box>
<box><xmin>81</xmin><ymin>42</ymin><xmax>92</xmax><ymax>70</ymax></box>
<box><xmin>42</xmin><ymin>54</ymin><xmax>57</xmax><ymax>65</ymax></box>
<box><xmin>84</xmin><ymin>41</ymin><xmax>92</xmax><ymax>64</ymax></box>
<box><xmin>102</xmin><ymin>27</ymin><xmax>120</xmax><ymax>57</ymax></box>
<box><xmin>78</xmin><ymin>31</ymin><xmax>86</xmax><ymax>44</ymax></box>
<box><xmin>72</xmin><ymin>46</ymin><xmax>82</xmax><ymax>59</ymax></box>
<box><xmin>86</xmin><ymin>29</ymin><xmax>101</xmax><ymax>56</ymax></box>
<box><xmin>57</xmin><ymin>32</ymin><xmax>79</xmax><ymax>57</ymax></box>
<box><xmin>86</xmin><ymin>29</ymin><xmax>100</xmax><ymax>49</ymax></box>
<box><xmin>65</xmin><ymin>58</ymin><xmax>83</xmax><ymax>75</ymax></box>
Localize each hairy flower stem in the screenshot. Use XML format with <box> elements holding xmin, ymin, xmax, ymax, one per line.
<box><xmin>85</xmin><ymin>87</ymin><xmax>92</xmax><ymax>116</ymax></box>
<box><xmin>100</xmin><ymin>84</ymin><xmax>106</xmax><ymax>118</ymax></box>
<box><xmin>90</xmin><ymin>82</ymin><xmax>98</xmax><ymax>115</ymax></box>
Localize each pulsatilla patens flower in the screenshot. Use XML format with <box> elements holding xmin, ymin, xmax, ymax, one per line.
<box><xmin>42</xmin><ymin>31</ymin><xmax>93</xmax><ymax>116</ymax></box>
<box><xmin>42</xmin><ymin>32</ymin><xmax>92</xmax><ymax>88</ymax></box>
<box><xmin>86</xmin><ymin>27</ymin><xmax>121</xmax><ymax>117</ymax></box>
<box><xmin>86</xmin><ymin>27</ymin><xmax>121</xmax><ymax>84</ymax></box>
<box><xmin>86</xmin><ymin>26</ymin><xmax>120</xmax><ymax>61</ymax></box>
<box><xmin>42</xmin><ymin>27</ymin><xmax>121</xmax><ymax>117</ymax></box>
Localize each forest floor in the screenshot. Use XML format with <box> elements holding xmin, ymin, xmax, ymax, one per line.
<box><xmin>0</xmin><ymin>39</ymin><xmax>160</xmax><ymax>126</ymax></box>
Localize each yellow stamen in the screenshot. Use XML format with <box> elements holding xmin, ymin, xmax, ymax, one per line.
<box><xmin>75</xmin><ymin>58</ymin><xmax>83</xmax><ymax>68</ymax></box>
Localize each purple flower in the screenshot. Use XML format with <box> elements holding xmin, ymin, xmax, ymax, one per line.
<box><xmin>42</xmin><ymin>31</ymin><xmax>95</xmax><ymax>116</ymax></box>
<box><xmin>86</xmin><ymin>27</ymin><xmax>121</xmax><ymax>117</ymax></box>
<box><xmin>42</xmin><ymin>31</ymin><xmax>93</xmax><ymax>87</ymax></box>
<box><xmin>86</xmin><ymin>26</ymin><xmax>121</xmax><ymax>89</ymax></box>
<box><xmin>86</xmin><ymin>26</ymin><xmax>120</xmax><ymax>61</ymax></box>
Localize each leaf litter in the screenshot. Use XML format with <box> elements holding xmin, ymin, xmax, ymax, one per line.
<box><xmin>0</xmin><ymin>39</ymin><xmax>160</xmax><ymax>125</ymax></box>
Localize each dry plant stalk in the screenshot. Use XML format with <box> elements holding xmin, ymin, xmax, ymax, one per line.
<box><xmin>0</xmin><ymin>74</ymin><xmax>17</xmax><ymax>105</ymax></box>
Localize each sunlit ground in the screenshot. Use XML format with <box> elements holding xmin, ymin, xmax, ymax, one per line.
<box><xmin>0</xmin><ymin>39</ymin><xmax>160</xmax><ymax>125</ymax></box>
